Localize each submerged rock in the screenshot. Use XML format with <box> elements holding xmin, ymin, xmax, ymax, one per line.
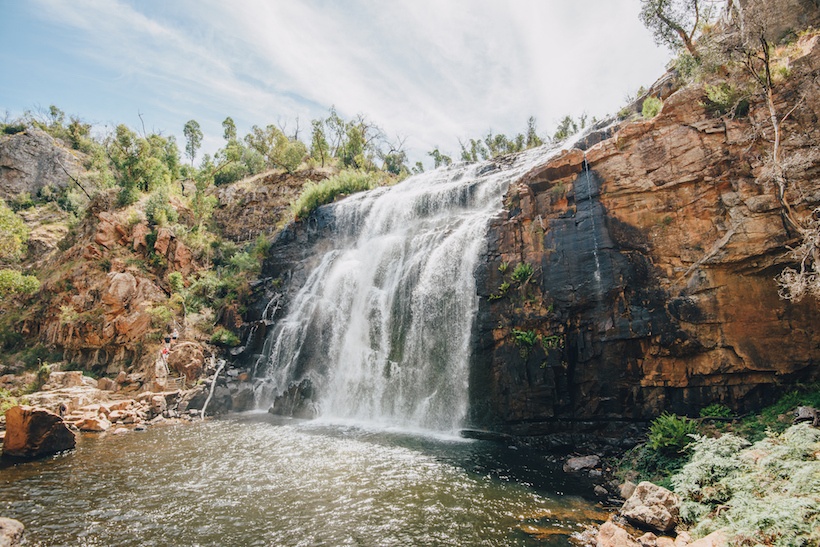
<box><xmin>1</xmin><ymin>406</ymin><xmax>76</xmax><ymax>460</ymax></box>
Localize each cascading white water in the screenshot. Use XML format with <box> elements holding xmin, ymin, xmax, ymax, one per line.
<box><xmin>256</xmin><ymin>144</ymin><xmax>570</xmax><ymax>433</ymax></box>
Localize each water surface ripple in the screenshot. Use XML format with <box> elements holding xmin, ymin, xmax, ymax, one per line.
<box><xmin>1</xmin><ymin>414</ymin><xmax>605</xmax><ymax>546</ymax></box>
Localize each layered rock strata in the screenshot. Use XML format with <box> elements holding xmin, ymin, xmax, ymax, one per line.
<box><xmin>470</xmin><ymin>35</ymin><xmax>820</xmax><ymax>441</ymax></box>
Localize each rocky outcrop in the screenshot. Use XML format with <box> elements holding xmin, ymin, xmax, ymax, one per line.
<box><xmin>470</xmin><ymin>33</ymin><xmax>820</xmax><ymax>440</ymax></box>
<box><xmin>212</xmin><ymin>168</ymin><xmax>327</xmax><ymax>242</ymax></box>
<box><xmin>735</xmin><ymin>0</ymin><xmax>820</xmax><ymax>43</ymax></box>
<box><xmin>23</xmin><ymin>204</ymin><xmax>202</xmax><ymax>376</ymax></box>
<box><xmin>1</xmin><ymin>405</ymin><xmax>76</xmax><ymax>459</ymax></box>
<box><xmin>0</xmin><ymin>128</ymin><xmax>83</xmax><ymax>200</ymax></box>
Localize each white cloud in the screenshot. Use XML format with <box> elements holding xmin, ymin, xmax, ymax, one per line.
<box><xmin>24</xmin><ymin>0</ymin><xmax>671</xmax><ymax>164</ymax></box>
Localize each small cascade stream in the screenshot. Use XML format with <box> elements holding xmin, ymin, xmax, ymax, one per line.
<box><xmin>582</xmin><ymin>152</ymin><xmax>603</xmax><ymax>289</ymax></box>
<box><xmin>253</xmin><ymin>144</ymin><xmax>575</xmax><ymax>433</ymax></box>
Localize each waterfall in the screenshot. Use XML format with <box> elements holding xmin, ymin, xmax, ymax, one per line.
<box><xmin>582</xmin><ymin>152</ymin><xmax>603</xmax><ymax>288</ymax></box>
<box><xmin>254</xmin><ymin>145</ymin><xmax>570</xmax><ymax>433</ymax></box>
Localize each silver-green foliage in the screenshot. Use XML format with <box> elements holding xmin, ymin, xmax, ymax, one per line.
<box><xmin>672</xmin><ymin>424</ymin><xmax>820</xmax><ymax>545</ymax></box>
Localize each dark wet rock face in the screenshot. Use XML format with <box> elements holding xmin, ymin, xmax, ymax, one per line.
<box><xmin>469</xmin><ymin>37</ymin><xmax>820</xmax><ymax>442</ymax></box>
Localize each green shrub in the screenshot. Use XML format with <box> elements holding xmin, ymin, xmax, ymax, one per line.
<box><xmin>699</xmin><ymin>403</ymin><xmax>733</xmax><ymax>419</ymax></box>
<box><xmin>703</xmin><ymin>82</ymin><xmax>749</xmax><ymax>118</ymax></box>
<box><xmin>541</xmin><ymin>335</ymin><xmax>563</xmax><ymax>350</ymax></box>
<box><xmin>147</xmin><ymin>304</ymin><xmax>174</xmax><ymax>329</ymax></box>
<box><xmin>9</xmin><ymin>192</ymin><xmax>35</xmax><ymax>211</ymax></box>
<box><xmin>641</xmin><ymin>96</ymin><xmax>663</xmax><ymax>119</ymax></box>
<box><xmin>511</xmin><ymin>262</ymin><xmax>534</xmax><ymax>283</ymax></box>
<box><xmin>512</xmin><ymin>328</ymin><xmax>538</xmax><ymax>347</ymax></box>
<box><xmin>0</xmin><ymin>388</ymin><xmax>27</xmax><ymax>417</ymax></box>
<box><xmin>617</xmin><ymin>442</ymin><xmax>689</xmax><ymax>490</ymax></box>
<box><xmin>144</xmin><ymin>186</ymin><xmax>178</xmax><ymax>226</ymax></box>
<box><xmin>0</xmin><ymin>269</ymin><xmax>40</xmax><ymax>296</ymax></box>
<box><xmin>674</xmin><ymin>50</ymin><xmax>699</xmax><ymax>82</ymax></box>
<box><xmin>36</xmin><ymin>362</ymin><xmax>51</xmax><ymax>389</ymax></box>
<box><xmin>648</xmin><ymin>412</ymin><xmax>699</xmax><ymax>455</ymax></box>
<box><xmin>168</xmin><ymin>271</ymin><xmax>184</xmax><ymax>293</ymax></box>
<box><xmin>2</xmin><ymin>123</ymin><xmax>26</xmax><ymax>135</ymax></box>
<box><xmin>290</xmin><ymin>170</ymin><xmax>377</xmax><ymax>220</ymax></box>
<box><xmin>228</xmin><ymin>251</ymin><xmax>259</xmax><ymax>274</ymax></box>
<box><xmin>117</xmin><ymin>184</ymin><xmax>142</xmax><ymax>207</ymax></box>
<box><xmin>0</xmin><ymin>199</ymin><xmax>29</xmax><ymax>261</ymax></box>
<box><xmin>210</xmin><ymin>327</ymin><xmax>240</xmax><ymax>347</ymax></box>
<box><xmin>59</xmin><ymin>305</ymin><xmax>79</xmax><ymax>324</ymax></box>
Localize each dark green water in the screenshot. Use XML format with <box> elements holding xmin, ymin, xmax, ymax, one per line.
<box><xmin>1</xmin><ymin>413</ymin><xmax>606</xmax><ymax>546</ymax></box>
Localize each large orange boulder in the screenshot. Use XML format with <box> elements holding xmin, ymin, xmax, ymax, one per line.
<box><xmin>1</xmin><ymin>406</ymin><xmax>76</xmax><ymax>460</ymax></box>
<box><xmin>167</xmin><ymin>342</ymin><xmax>205</xmax><ymax>382</ymax></box>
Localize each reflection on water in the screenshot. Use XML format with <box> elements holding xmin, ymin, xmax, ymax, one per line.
<box><xmin>0</xmin><ymin>413</ymin><xmax>606</xmax><ymax>546</ymax></box>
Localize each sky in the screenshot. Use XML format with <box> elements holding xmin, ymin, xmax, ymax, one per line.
<box><xmin>0</xmin><ymin>0</ymin><xmax>673</xmax><ymax>167</ymax></box>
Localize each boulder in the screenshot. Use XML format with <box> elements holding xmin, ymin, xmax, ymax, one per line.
<box><xmin>563</xmin><ymin>454</ymin><xmax>601</xmax><ymax>473</ymax></box>
<box><xmin>94</xmin><ymin>212</ymin><xmax>121</xmax><ymax>249</ymax></box>
<box><xmin>74</xmin><ymin>415</ymin><xmax>112</xmax><ymax>432</ymax></box>
<box><xmin>686</xmin><ymin>530</ymin><xmax>727</xmax><ymax>547</ymax></box>
<box><xmin>102</xmin><ymin>272</ymin><xmax>137</xmax><ymax>314</ymax></box>
<box><xmin>167</xmin><ymin>342</ymin><xmax>204</xmax><ymax>382</ymax></box>
<box><xmin>178</xmin><ymin>384</ymin><xmax>209</xmax><ymax>413</ymax></box>
<box><xmin>0</xmin><ymin>517</ymin><xmax>24</xmax><ymax>547</ymax></box>
<box><xmin>231</xmin><ymin>385</ymin><xmax>256</xmax><ymax>412</ymax></box>
<box><xmin>153</xmin><ymin>227</ymin><xmax>173</xmax><ymax>256</ymax></box>
<box><xmin>596</xmin><ymin>519</ymin><xmax>640</xmax><ymax>547</ymax></box>
<box><xmin>1</xmin><ymin>406</ymin><xmax>76</xmax><ymax>459</ymax></box>
<box><xmin>97</xmin><ymin>377</ymin><xmax>117</xmax><ymax>391</ymax></box>
<box><xmin>620</xmin><ymin>481</ymin><xmax>638</xmax><ymax>500</ymax></box>
<box><xmin>0</xmin><ymin>128</ymin><xmax>82</xmax><ymax>200</ymax></box>
<box><xmin>793</xmin><ymin>406</ymin><xmax>819</xmax><ymax>426</ymax></box>
<box><xmin>620</xmin><ymin>482</ymin><xmax>680</xmax><ymax>534</ymax></box>
<box><xmin>150</xmin><ymin>395</ymin><xmax>167</xmax><ymax>417</ymax></box>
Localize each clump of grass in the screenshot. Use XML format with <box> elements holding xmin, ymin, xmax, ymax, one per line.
<box><xmin>511</xmin><ymin>262</ymin><xmax>534</xmax><ymax>283</ymax></box>
<box><xmin>290</xmin><ymin>170</ymin><xmax>378</xmax><ymax>220</ymax></box>
<box><xmin>210</xmin><ymin>327</ymin><xmax>241</xmax><ymax>347</ymax></box>
<box><xmin>642</xmin><ymin>96</ymin><xmax>663</xmax><ymax>119</ymax></box>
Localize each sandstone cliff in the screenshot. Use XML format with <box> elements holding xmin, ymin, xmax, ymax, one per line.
<box><xmin>470</xmin><ymin>31</ymin><xmax>820</xmax><ymax>442</ymax></box>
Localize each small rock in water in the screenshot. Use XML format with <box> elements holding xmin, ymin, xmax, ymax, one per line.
<box><xmin>134</xmin><ymin>425</ymin><xmax>148</xmax><ymax>432</ymax></box>
<box><xmin>563</xmin><ymin>454</ymin><xmax>600</xmax><ymax>473</ymax></box>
